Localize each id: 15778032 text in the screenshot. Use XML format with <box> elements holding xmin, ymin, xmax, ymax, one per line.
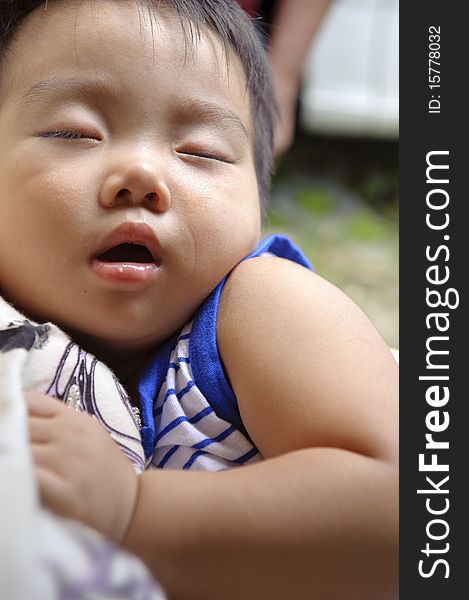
<box><xmin>428</xmin><ymin>26</ymin><xmax>441</xmax><ymax>114</ymax></box>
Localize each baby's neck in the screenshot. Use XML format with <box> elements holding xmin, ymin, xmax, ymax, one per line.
<box><xmin>63</xmin><ymin>328</ymin><xmax>153</xmax><ymax>407</ymax></box>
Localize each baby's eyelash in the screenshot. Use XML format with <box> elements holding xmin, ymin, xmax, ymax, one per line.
<box><xmin>38</xmin><ymin>130</ymin><xmax>97</xmax><ymax>141</ymax></box>
<box><xmin>179</xmin><ymin>150</ymin><xmax>232</xmax><ymax>164</ymax></box>
<box><xmin>192</xmin><ymin>152</ymin><xmax>227</xmax><ymax>162</ymax></box>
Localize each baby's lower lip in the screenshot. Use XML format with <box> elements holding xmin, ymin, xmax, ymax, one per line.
<box><xmin>90</xmin><ymin>259</ymin><xmax>159</xmax><ymax>287</ymax></box>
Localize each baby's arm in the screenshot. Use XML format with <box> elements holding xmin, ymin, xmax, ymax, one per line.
<box><xmin>122</xmin><ymin>257</ymin><xmax>398</xmax><ymax>599</ymax></box>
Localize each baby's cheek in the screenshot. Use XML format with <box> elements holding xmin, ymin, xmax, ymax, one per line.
<box><xmin>231</xmin><ymin>196</ymin><xmax>262</xmax><ymax>252</ymax></box>
<box><xmin>200</xmin><ymin>213</ymin><xmax>260</xmax><ymax>283</ymax></box>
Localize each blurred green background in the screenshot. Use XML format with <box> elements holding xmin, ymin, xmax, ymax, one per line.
<box><xmin>261</xmin><ymin>133</ymin><xmax>398</xmax><ymax>348</ymax></box>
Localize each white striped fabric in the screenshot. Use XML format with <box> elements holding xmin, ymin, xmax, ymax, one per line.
<box><xmin>149</xmin><ymin>324</ymin><xmax>261</xmax><ymax>472</ymax></box>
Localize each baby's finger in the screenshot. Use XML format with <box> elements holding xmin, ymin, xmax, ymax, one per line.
<box><xmin>30</xmin><ymin>442</ymin><xmax>72</xmax><ymax>478</ymax></box>
<box><xmin>25</xmin><ymin>391</ymin><xmax>62</xmax><ymax>417</ymax></box>
<box><xmin>34</xmin><ymin>465</ymin><xmax>75</xmax><ymax>519</ymax></box>
<box><xmin>28</xmin><ymin>415</ymin><xmax>56</xmax><ymax>444</ymax></box>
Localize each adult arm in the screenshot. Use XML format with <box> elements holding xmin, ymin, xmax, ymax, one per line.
<box><xmin>267</xmin><ymin>0</ymin><xmax>333</xmax><ymax>155</ymax></box>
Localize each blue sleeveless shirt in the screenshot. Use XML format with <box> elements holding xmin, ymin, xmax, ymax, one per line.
<box><xmin>138</xmin><ymin>235</ymin><xmax>312</xmax><ymax>471</ymax></box>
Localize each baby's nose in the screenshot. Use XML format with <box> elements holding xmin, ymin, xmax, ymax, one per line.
<box><xmin>99</xmin><ymin>160</ymin><xmax>171</xmax><ymax>213</ymax></box>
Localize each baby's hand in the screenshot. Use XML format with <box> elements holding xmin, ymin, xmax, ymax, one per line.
<box><xmin>26</xmin><ymin>392</ymin><xmax>138</xmax><ymax>544</ymax></box>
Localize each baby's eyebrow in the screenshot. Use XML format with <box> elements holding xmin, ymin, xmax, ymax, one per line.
<box><xmin>171</xmin><ymin>98</ymin><xmax>250</xmax><ymax>141</ymax></box>
<box><xmin>18</xmin><ymin>75</ymin><xmax>124</xmax><ymax>107</ymax></box>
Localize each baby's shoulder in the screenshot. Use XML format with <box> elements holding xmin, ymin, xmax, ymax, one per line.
<box><xmin>218</xmin><ymin>254</ymin><xmax>364</xmax><ymax>339</ymax></box>
<box><xmin>217</xmin><ymin>252</ymin><xmax>395</xmax><ymax>394</ymax></box>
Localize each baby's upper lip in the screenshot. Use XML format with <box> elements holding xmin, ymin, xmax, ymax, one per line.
<box><xmin>92</xmin><ymin>222</ymin><xmax>163</xmax><ymax>264</ymax></box>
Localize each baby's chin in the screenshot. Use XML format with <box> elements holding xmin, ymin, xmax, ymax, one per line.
<box><xmin>60</xmin><ymin>323</ymin><xmax>161</xmax><ymax>363</ymax></box>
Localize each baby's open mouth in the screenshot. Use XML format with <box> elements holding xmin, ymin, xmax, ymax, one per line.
<box><xmin>90</xmin><ymin>222</ymin><xmax>163</xmax><ymax>284</ymax></box>
<box><xmin>97</xmin><ymin>243</ymin><xmax>155</xmax><ymax>264</ymax></box>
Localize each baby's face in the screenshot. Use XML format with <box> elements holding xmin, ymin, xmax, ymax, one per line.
<box><xmin>0</xmin><ymin>0</ymin><xmax>260</xmax><ymax>353</ymax></box>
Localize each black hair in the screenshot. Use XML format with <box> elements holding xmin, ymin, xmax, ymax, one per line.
<box><xmin>0</xmin><ymin>0</ymin><xmax>276</xmax><ymax>203</ymax></box>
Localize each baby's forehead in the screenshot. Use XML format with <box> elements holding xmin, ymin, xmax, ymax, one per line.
<box><xmin>7</xmin><ymin>1</ymin><xmax>249</xmax><ymax>99</ymax></box>
<box><xmin>50</xmin><ymin>5</ymin><xmax>241</xmax><ymax>88</ymax></box>
<box><xmin>8</xmin><ymin>1</ymin><xmax>244</xmax><ymax>71</ymax></box>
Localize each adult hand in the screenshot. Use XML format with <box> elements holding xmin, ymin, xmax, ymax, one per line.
<box><xmin>26</xmin><ymin>391</ymin><xmax>139</xmax><ymax>544</ymax></box>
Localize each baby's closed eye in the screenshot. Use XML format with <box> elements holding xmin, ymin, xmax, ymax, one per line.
<box><xmin>36</xmin><ymin>129</ymin><xmax>101</xmax><ymax>142</ymax></box>
<box><xmin>176</xmin><ymin>146</ymin><xmax>234</xmax><ymax>163</ymax></box>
